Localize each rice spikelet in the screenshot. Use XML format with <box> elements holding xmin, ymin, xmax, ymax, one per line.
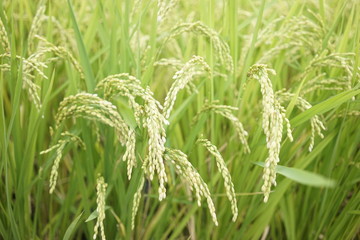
<box><xmin>162</xmin><ymin>55</ymin><xmax>211</xmax><ymax>120</ymax></box>
<box><xmin>164</xmin><ymin>22</ymin><xmax>233</xmax><ymax>71</ymax></box>
<box><xmin>164</xmin><ymin>148</ymin><xmax>218</xmax><ymax>226</ymax></box>
<box><xmin>93</xmin><ymin>175</ymin><xmax>107</xmax><ymax>240</ymax></box>
<box><xmin>276</xmin><ymin>89</ymin><xmax>326</xmax><ymax>152</ymax></box>
<box><xmin>196</xmin><ymin>138</ymin><xmax>238</xmax><ymax>221</ymax></box>
<box><xmin>247</xmin><ymin>64</ymin><xmax>293</xmax><ymax>203</ymax></box>
<box><xmin>131</xmin><ymin>175</ymin><xmax>145</xmax><ymax>230</ymax></box>
<box><xmin>30</xmin><ymin>35</ymin><xmax>85</xmax><ymax>79</ymax></box>
<box><xmin>123</xmin><ymin>128</ymin><xmax>137</xmax><ymax>179</ymax></box>
<box><xmin>55</xmin><ymin>93</ymin><xmax>130</xmax><ymax>145</ymax></box>
<box><xmin>301</xmin><ymin>52</ymin><xmax>356</xmax><ymax>95</ymax></box>
<box><xmin>0</xmin><ymin>17</ymin><xmax>10</xmax><ymax>52</ymax></box>
<box><xmin>28</xmin><ymin>5</ymin><xmax>46</xmax><ymax>52</ymax></box>
<box><xmin>0</xmin><ymin>53</ymin><xmax>48</xmax><ymax>109</ymax></box>
<box><xmin>96</xmin><ymin>74</ymin><xmax>168</xmax><ymax>200</ymax></box>
<box><xmin>157</xmin><ymin>0</ymin><xmax>178</xmax><ymax>24</ymax></box>
<box><xmin>193</xmin><ymin>101</ymin><xmax>250</xmax><ymax>153</ymax></box>
<box><xmin>40</xmin><ymin>131</ymin><xmax>85</xmax><ymax>193</ymax></box>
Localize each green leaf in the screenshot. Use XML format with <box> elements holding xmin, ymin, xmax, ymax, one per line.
<box><xmin>347</xmin><ymin>210</ymin><xmax>360</xmax><ymax>215</ymax></box>
<box><xmin>63</xmin><ymin>212</ymin><xmax>83</xmax><ymax>240</ymax></box>
<box><xmin>290</xmin><ymin>88</ymin><xmax>360</xmax><ymax>127</ymax></box>
<box><xmin>254</xmin><ymin>162</ymin><xmax>336</xmax><ymax>187</ymax></box>
<box><xmin>85</xmin><ymin>206</ymin><xmax>110</xmax><ymax>222</ymax></box>
<box><xmin>67</xmin><ymin>0</ymin><xmax>95</xmax><ymax>92</ymax></box>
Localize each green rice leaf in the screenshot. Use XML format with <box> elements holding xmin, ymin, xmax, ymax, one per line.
<box><xmin>254</xmin><ymin>162</ymin><xmax>336</xmax><ymax>187</ymax></box>
<box><xmin>63</xmin><ymin>212</ymin><xmax>83</xmax><ymax>240</ymax></box>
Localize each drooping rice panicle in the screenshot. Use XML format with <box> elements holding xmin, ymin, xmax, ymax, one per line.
<box><xmin>332</xmin><ymin>110</ymin><xmax>360</xmax><ymax>119</ymax></box>
<box><xmin>0</xmin><ymin>63</ymin><xmax>10</xmax><ymax>71</ymax></box>
<box><xmin>164</xmin><ymin>148</ymin><xmax>218</xmax><ymax>226</ymax></box>
<box><xmin>276</xmin><ymin>89</ymin><xmax>326</xmax><ymax>152</ymax></box>
<box><xmin>93</xmin><ymin>175</ymin><xmax>107</xmax><ymax>240</ymax></box>
<box><xmin>0</xmin><ymin>17</ymin><xmax>10</xmax><ymax>52</ymax></box>
<box><xmin>40</xmin><ymin>131</ymin><xmax>85</xmax><ymax>193</ymax></box>
<box><xmin>196</xmin><ymin>138</ymin><xmax>238</xmax><ymax>221</ymax></box>
<box><xmin>162</xmin><ymin>55</ymin><xmax>211</xmax><ymax>120</ymax></box>
<box><xmin>0</xmin><ymin>53</ymin><xmax>48</xmax><ymax>109</ymax></box>
<box><xmin>247</xmin><ymin>64</ymin><xmax>293</xmax><ymax>202</ymax></box>
<box><xmin>55</xmin><ymin>93</ymin><xmax>130</xmax><ymax>145</ymax></box>
<box><xmin>300</xmin><ymin>52</ymin><xmax>356</xmax><ymax>95</ymax></box>
<box><xmin>96</xmin><ymin>74</ymin><xmax>168</xmax><ymax>200</ymax></box>
<box><xmin>300</xmin><ymin>73</ymin><xmax>349</xmax><ymax>95</ymax></box>
<box><xmin>193</xmin><ymin>101</ymin><xmax>250</xmax><ymax>153</ymax></box>
<box><xmin>154</xmin><ymin>58</ymin><xmax>183</xmax><ymax>70</ymax></box>
<box><xmin>131</xmin><ymin>175</ymin><xmax>145</xmax><ymax>230</ymax></box>
<box><xmin>123</xmin><ymin>128</ymin><xmax>137</xmax><ymax>179</ymax></box>
<box><xmin>30</xmin><ymin>35</ymin><xmax>85</xmax><ymax>79</ymax></box>
<box><xmin>28</xmin><ymin>5</ymin><xmax>46</xmax><ymax>52</ymax></box>
<box><xmin>157</xmin><ymin>0</ymin><xmax>178</xmax><ymax>24</ymax></box>
<box><xmin>154</xmin><ymin>57</ymin><xmax>228</xmax><ymax>80</ymax></box>
<box><xmin>164</xmin><ymin>22</ymin><xmax>233</xmax><ymax>71</ymax></box>
<box><xmin>241</xmin><ymin>16</ymin><xmax>324</xmax><ymax>70</ymax></box>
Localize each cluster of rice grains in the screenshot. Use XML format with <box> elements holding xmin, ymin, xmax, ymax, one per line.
<box><xmin>93</xmin><ymin>175</ymin><xmax>107</xmax><ymax>240</ymax></box>
<box><xmin>40</xmin><ymin>132</ymin><xmax>86</xmax><ymax>193</ymax></box>
<box><xmin>96</xmin><ymin>73</ymin><xmax>168</xmax><ymax>200</ymax></box>
<box><xmin>247</xmin><ymin>64</ymin><xmax>293</xmax><ymax>202</ymax></box>
<box><xmin>0</xmin><ymin>5</ymin><xmax>82</xmax><ymax>110</ymax></box>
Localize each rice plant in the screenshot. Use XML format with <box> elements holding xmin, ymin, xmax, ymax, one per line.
<box><xmin>1</xmin><ymin>0</ymin><xmax>359</xmax><ymax>239</ymax></box>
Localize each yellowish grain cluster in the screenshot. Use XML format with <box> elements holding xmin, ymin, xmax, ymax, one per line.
<box><xmin>0</xmin><ymin>17</ymin><xmax>10</xmax><ymax>52</ymax></box>
<box><xmin>276</xmin><ymin>89</ymin><xmax>326</xmax><ymax>152</ymax></box>
<box><xmin>0</xmin><ymin>53</ymin><xmax>48</xmax><ymax>109</ymax></box>
<box><xmin>157</xmin><ymin>0</ymin><xmax>178</xmax><ymax>24</ymax></box>
<box><xmin>301</xmin><ymin>52</ymin><xmax>357</xmax><ymax>95</ymax></box>
<box><xmin>97</xmin><ymin>74</ymin><xmax>168</xmax><ymax>200</ymax></box>
<box><xmin>28</xmin><ymin>6</ymin><xmax>46</xmax><ymax>52</ymax></box>
<box><xmin>247</xmin><ymin>64</ymin><xmax>293</xmax><ymax>202</ymax></box>
<box><xmin>131</xmin><ymin>176</ymin><xmax>145</xmax><ymax>230</ymax></box>
<box><xmin>194</xmin><ymin>101</ymin><xmax>250</xmax><ymax>153</ymax></box>
<box><xmin>162</xmin><ymin>55</ymin><xmax>211</xmax><ymax>120</ymax></box>
<box><xmin>40</xmin><ymin>132</ymin><xmax>85</xmax><ymax>193</ymax></box>
<box><xmin>55</xmin><ymin>93</ymin><xmax>130</xmax><ymax>145</ymax></box>
<box><xmin>31</xmin><ymin>35</ymin><xmax>85</xmax><ymax>79</ymax></box>
<box><xmin>93</xmin><ymin>175</ymin><xmax>107</xmax><ymax>240</ymax></box>
<box><xmin>123</xmin><ymin>129</ymin><xmax>137</xmax><ymax>179</ymax></box>
<box><xmin>165</xmin><ymin>22</ymin><xmax>233</xmax><ymax>71</ymax></box>
<box><xmin>196</xmin><ymin>138</ymin><xmax>238</xmax><ymax>221</ymax></box>
<box><xmin>164</xmin><ymin>148</ymin><xmax>218</xmax><ymax>226</ymax></box>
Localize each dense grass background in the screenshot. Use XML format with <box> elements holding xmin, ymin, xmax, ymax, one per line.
<box><xmin>0</xmin><ymin>0</ymin><xmax>359</xmax><ymax>239</ymax></box>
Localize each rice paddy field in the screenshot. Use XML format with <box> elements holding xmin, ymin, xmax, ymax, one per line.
<box><xmin>0</xmin><ymin>0</ymin><xmax>360</xmax><ymax>239</ymax></box>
